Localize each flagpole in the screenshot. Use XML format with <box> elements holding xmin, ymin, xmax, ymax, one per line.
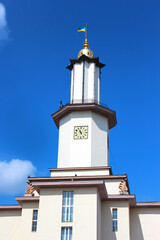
<box><xmin>85</xmin><ymin>24</ymin><xmax>87</xmax><ymax>41</ymax></box>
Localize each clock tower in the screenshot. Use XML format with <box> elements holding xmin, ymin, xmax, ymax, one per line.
<box><xmin>52</xmin><ymin>39</ymin><xmax>117</xmax><ymax>168</ymax></box>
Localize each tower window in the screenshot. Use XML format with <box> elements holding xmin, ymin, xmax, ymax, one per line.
<box><xmin>32</xmin><ymin>210</ymin><xmax>38</xmax><ymax>232</ymax></box>
<box><xmin>62</xmin><ymin>192</ymin><xmax>74</xmax><ymax>222</ymax></box>
<box><xmin>112</xmin><ymin>208</ymin><xmax>118</xmax><ymax>231</ymax></box>
<box><xmin>61</xmin><ymin>227</ymin><xmax>72</xmax><ymax>240</ymax></box>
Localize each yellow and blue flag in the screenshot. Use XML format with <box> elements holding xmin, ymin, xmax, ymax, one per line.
<box><xmin>78</xmin><ymin>27</ymin><xmax>86</xmax><ymax>32</ymax></box>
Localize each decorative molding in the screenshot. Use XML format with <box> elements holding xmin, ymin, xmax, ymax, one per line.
<box><xmin>24</xmin><ymin>181</ymin><xmax>35</xmax><ymax>196</ymax></box>
<box><xmin>119</xmin><ymin>180</ymin><xmax>129</xmax><ymax>195</ymax></box>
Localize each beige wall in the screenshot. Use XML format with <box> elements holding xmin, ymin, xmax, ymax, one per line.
<box><xmin>130</xmin><ymin>207</ymin><xmax>160</xmax><ymax>240</ymax></box>
<box><xmin>0</xmin><ymin>209</ymin><xmax>21</xmax><ymax>240</ymax></box>
<box><xmin>1</xmin><ymin>189</ymin><xmax>160</xmax><ymax>240</ymax></box>
<box><xmin>102</xmin><ymin>200</ymin><xmax>130</xmax><ymax>240</ymax></box>
<box><xmin>73</xmin><ymin>187</ymin><xmax>98</xmax><ymax>240</ymax></box>
<box><xmin>20</xmin><ymin>201</ymin><xmax>39</xmax><ymax>240</ymax></box>
<box><xmin>36</xmin><ymin>188</ymin><xmax>62</xmax><ymax>240</ymax></box>
<box><xmin>37</xmin><ymin>187</ymin><xmax>98</xmax><ymax>240</ymax></box>
<box><xmin>97</xmin><ymin>193</ymin><xmax>101</xmax><ymax>240</ymax></box>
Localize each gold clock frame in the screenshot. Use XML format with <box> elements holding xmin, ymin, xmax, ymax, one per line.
<box><xmin>74</xmin><ymin>126</ymin><xmax>88</xmax><ymax>140</ymax></box>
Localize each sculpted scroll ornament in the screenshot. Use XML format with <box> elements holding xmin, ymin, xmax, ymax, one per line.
<box><xmin>119</xmin><ymin>180</ymin><xmax>129</xmax><ymax>195</ymax></box>
<box><xmin>24</xmin><ymin>181</ymin><xmax>35</xmax><ymax>196</ymax></box>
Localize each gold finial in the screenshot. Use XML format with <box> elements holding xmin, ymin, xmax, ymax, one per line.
<box><xmin>78</xmin><ymin>40</ymin><xmax>94</xmax><ymax>58</ymax></box>
<box><xmin>83</xmin><ymin>39</ymin><xmax>89</xmax><ymax>49</ymax></box>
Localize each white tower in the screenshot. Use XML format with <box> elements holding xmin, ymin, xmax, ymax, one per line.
<box><xmin>52</xmin><ymin>40</ymin><xmax>117</xmax><ymax>168</ymax></box>
<box><xmin>68</xmin><ymin>40</ymin><xmax>103</xmax><ymax>104</ymax></box>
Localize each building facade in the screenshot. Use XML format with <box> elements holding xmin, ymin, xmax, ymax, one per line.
<box><xmin>0</xmin><ymin>39</ymin><xmax>160</xmax><ymax>240</ymax></box>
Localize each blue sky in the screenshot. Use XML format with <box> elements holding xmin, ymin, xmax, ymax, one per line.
<box><xmin>0</xmin><ymin>0</ymin><xmax>160</xmax><ymax>204</ymax></box>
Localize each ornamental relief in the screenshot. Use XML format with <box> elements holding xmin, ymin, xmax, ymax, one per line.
<box><xmin>24</xmin><ymin>181</ymin><xmax>35</xmax><ymax>196</ymax></box>
<box><xmin>119</xmin><ymin>180</ymin><xmax>129</xmax><ymax>195</ymax></box>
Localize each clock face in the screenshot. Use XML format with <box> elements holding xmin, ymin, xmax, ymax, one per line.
<box><xmin>74</xmin><ymin>126</ymin><xmax>88</xmax><ymax>139</ymax></box>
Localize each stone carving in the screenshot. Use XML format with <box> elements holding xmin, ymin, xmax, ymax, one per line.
<box><xmin>24</xmin><ymin>182</ymin><xmax>35</xmax><ymax>196</ymax></box>
<box><xmin>119</xmin><ymin>180</ymin><xmax>128</xmax><ymax>194</ymax></box>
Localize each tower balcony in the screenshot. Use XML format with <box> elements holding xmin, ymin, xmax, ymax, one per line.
<box><xmin>69</xmin><ymin>98</ymin><xmax>109</xmax><ymax>108</ymax></box>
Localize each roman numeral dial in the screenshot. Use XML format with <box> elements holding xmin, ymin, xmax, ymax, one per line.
<box><xmin>74</xmin><ymin>126</ymin><xmax>88</xmax><ymax>139</ymax></box>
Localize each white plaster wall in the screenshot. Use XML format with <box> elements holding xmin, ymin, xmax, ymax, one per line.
<box><xmin>71</xmin><ymin>62</ymin><xmax>83</xmax><ymax>103</ymax></box>
<box><xmin>57</xmin><ymin>113</ymin><xmax>72</xmax><ymax>168</ymax></box>
<box><xmin>20</xmin><ymin>202</ymin><xmax>39</xmax><ymax>240</ymax></box>
<box><xmin>70</xmin><ymin>66</ymin><xmax>74</xmax><ymax>103</ymax></box>
<box><xmin>91</xmin><ymin>112</ymin><xmax>109</xmax><ymax>166</ymax></box>
<box><xmin>130</xmin><ymin>207</ymin><xmax>160</xmax><ymax>240</ymax></box>
<box><xmin>84</xmin><ymin>61</ymin><xmax>89</xmax><ymax>101</ymax></box>
<box><xmin>33</xmin><ymin>190</ymin><xmax>39</xmax><ymax>196</ymax></box>
<box><xmin>0</xmin><ymin>210</ymin><xmax>21</xmax><ymax>240</ymax></box>
<box><xmin>57</xmin><ymin>111</ymin><xmax>109</xmax><ymax>168</ymax></box>
<box><xmin>102</xmin><ymin>201</ymin><xmax>130</xmax><ymax>240</ymax></box>
<box><xmin>70</xmin><ymin>61</ymin><xmax>100</xmax><ymax>104</ymax></box>
<box><xmin>105</xmin><ymin>179</ymin><xmax>122</xmax><ymax>194</ymax></box>
<box><xmin>94</xmin><ymin>66</ymin><xmax>100</xmax><ymax>102</ymax></box>
<box><xmin>50</xmin><ymin>168</ymin><xmax>110</xmax><ymax>177</ymax></box>
<box><xmin>69</xmin><ymin>112</ymin><xmax>92</xmax><ymax>167</ymax></box>
<box><xmin>37</xmin><ymin>187</ymin><xmax>98</xmax><ymax>240</ymax></box>
<box><xmin>58</xmin><ymin>111</ymin><xmax>92</xmax><ymax>168</ymax></box>
<box><xmin>84</xmin><ymin>62</ymin><xmax>95</xmax><ymax>101</ymax></box>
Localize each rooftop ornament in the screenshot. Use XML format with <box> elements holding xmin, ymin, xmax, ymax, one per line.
<box><xmin>119</xmin><ymin>180</ymin><xmax>129</xmax><ymax>195</ymax></box>
<box><xmin>24</xmin><ymin>181</ymin><xmax>35</xmax><ymax>196</ymax></box>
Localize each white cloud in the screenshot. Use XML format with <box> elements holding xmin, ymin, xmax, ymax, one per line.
<box><xmin>0</xmin><ymin>3</ymin><xmax>9</xmax><ymax>44</ymax></box>
<box><xmin>0</xmin><ymin>159</ymin><xmax>36</xmax><ymax>195</ymax></box>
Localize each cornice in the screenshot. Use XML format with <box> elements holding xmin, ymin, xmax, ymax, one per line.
<box><xmin>0</xmin><ymin>205</ymin><xmax>22</xmax><ymax>210</ymax></box>
<box><xmin>28</xmin><ymin>174</ymin><xmax>127</xmax><ymax>182</ymax></box>
<box><xmin>132</xmin><ymin>202</ymin><xmax>160</xmax><ymax>208</ymax></box>
<box><xmin>15</xmin><ymin>196</ymin><xmax>39</xmax><ymax>205</ymax></box>
<box><xmin>31</xmin><ymin>180</ymin><xmax>107</xmax><ymax>200</ymax></box>
<box><xmin>51</xmin><ymin>103</ymin><xmax>117</xmax><ymax>129</ymax></box>
<box><xmin>66</xmin><ymin>55</ymin><xmax>105</xmax><ymax>70</ymax></box>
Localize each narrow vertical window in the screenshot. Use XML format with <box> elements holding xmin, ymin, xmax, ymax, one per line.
<box><xmin>62</xmin><ymin>191</ymin><xmax>73</xmax><ymax>222</ymax></box>
<box><xmin>112</xmin><ymin>208</ymin><xmax>118</xmax><ymax>231</ymax></box>
<box><xmin>32</xmin><ymin>210</ymin><xmax>38</xmax><ymax>232</ymax></box>
<box><xmin>61</xmin><ymin>227</ymin><xmax>72</xmax><ymax>240</ymax></box>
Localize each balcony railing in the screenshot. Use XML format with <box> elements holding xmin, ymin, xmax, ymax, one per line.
<box><xmin>59</xmin><ymin>99</ymin><xmax>109</xmax><ymax>109</ymax></box>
